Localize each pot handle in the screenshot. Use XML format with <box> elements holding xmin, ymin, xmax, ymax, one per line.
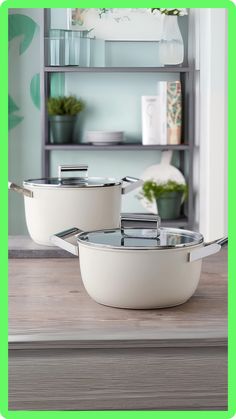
<box><xmin>8</xmin><ymin>181</ymin><xmax>33</xmax><ymax>198</ymax></box>
<box><xmin>121</xmin><ymin>214</ymin><xmax>161</xmax><ymax>238</ymax></box>
<box><xmin>58</xmin><ymin>164</ymin><xmax>88</xmax><ymax>180</ymax></box>
<box><xmin>50</xmin><ymin>227</ymin><xmax>81</xmax><ymax>256</ymax></box>
<box><xmin>121</xmin><ymin>213</ymin><xmax>161</xmax><ymax>228</ymax></box>
<box><xmin>188</xmin><ymin>236</ymin><xmax>228</xmax><ymax>262</ymax></box>
<box><xmin>121</xmin><ymin>176</ymin><xmax>143</xmax><ymax>195</ymax></box>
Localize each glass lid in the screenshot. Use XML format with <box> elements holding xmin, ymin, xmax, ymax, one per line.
<box><xmin>23</xmin><ymin>164</ymin><xmax>120</xmax><ymax>188</ymax></box>
<box><xmin>78</xmin><ymin>216</ymin><xmax>204</xmax><ymax>250</ymax></box>
<box><xmin>23</xmin><ymin>176</ymin><xmax>120</xmax><ymax>188</ymax></box>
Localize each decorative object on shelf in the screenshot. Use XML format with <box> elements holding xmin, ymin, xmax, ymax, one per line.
<box><xmin>47</xmin><ymin>95</ymin><xmax>85</xmax><ymax>144</ymax></box>
<box><xmin>48</xmin><ymin>29</ymin><xmax>92</xmax><ymax>66</ymax></box>
<box><xmin>140</xmin><ymin>179</ymin><xmax>187</xmax><ymax>219</ymax></box>
<box><xmin>151</xmin><ymin>8</ymin><xmax>187</xmax><ymax>66</ymax></box>
<box><xmin>157</xmin><ymin>80</ymin><xmax>182</xmax><ymax>144</ymax></box>
<box><xmin>67</xmin><ymin>8</ymin><xmax>163</xmax><ymax>41</ymax></box>
<box><xmin>141</xmin><ymin>96</ymin><xmax>161</xmax><ymax>145</ymax></box>
<box><xmin>48</xmin><ymin>29</ymin><xmax>66</xmax><ymax>66</ymax></box>
<box><xmin>139</xmin><ymin>151</ymin><xmax>186</xmax><ymax>213</ymax></box>
<box><xmin>64</xmin><ymin>29</ymin><xmax>92</xmax><ymax>66</ymax></box>
<box><xmin>86</xmin><ymin>131</ymin><xmax>124</xmax><ymax>145</ymax></box>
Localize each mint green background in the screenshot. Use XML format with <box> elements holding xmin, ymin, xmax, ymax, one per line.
<box><xmin>8</xmin><ymin>8</ymin><xmax>186</xmax><ymax>235</ymax></box>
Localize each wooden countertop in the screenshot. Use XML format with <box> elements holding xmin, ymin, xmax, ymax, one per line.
<box><xmin>9</xmin><ymin>247</ymin><xmax>227</xmax><ymax>350</ymax></box>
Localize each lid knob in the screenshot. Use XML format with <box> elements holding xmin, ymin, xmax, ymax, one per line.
<box><xmin>120</xmin><ymin>214</ymin><xmax>161</xmax><ymax>238</ymax></box>
<box><xmin>58</xmin><ymin>164</ymin><xmax>88</xmax><ymax>181</ymax></box>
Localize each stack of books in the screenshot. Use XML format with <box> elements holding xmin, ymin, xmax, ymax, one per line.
<box><xmin>141</xmin><ymin>81</ymin><xmax>182</xmax><ymax>145</ymax></box>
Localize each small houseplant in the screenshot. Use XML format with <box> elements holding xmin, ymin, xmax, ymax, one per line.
<box><xmin>47</xmin><ymin>95</ymin><xmax>85</xmax><ymax>144</ymax></box>
<box><xmin>141</xmin><ymin>179</ymin><xmax>188</xmax><ymax>219</ymax></box>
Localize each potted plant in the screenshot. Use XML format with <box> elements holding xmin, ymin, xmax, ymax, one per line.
<box><xmin>47</xmin><ymin>95</ymin><xmax>85</xmax><ymax>144</ymax></box>
<box><xmin>141</xmin><ymin>179</ymin><xmax>188</xmax><ymax>219</ymax></box>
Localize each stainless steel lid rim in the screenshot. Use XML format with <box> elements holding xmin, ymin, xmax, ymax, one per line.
<box><xmin>77</xmin><ymin>227</ymin><xmax>204</xmax><ymax>250</ymax></box>
<box><xmin>23</xmin><ymin>177</ymin><xmax>122</xmax><ymax>188</ymax></box>
<box><xmin>78</xmin><ymin>241</ymin><xmax>204</xmax><ymax>252</ymax></box>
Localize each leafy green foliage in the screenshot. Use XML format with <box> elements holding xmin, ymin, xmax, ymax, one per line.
<box><xmin>151</xmin><ymin>8</ymin><xmax>186</xmax><ymax>16</ymax></box>
<box><xmin>47</xmin><ymin>96</ymin><xmax>85</xmax><ymax>116</ymax></box>
<box><xmin>141</xmin><ymin>180</ymin><xmax>188</xmax><ymax>203</ymax></box>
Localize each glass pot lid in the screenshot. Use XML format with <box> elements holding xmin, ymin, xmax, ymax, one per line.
<box><xmin>23</xmin><ymin>164</ymin><xmax>120</xmax><ymax>188</ymax></box>
<box><xmin>24</xmin><ymin>177</ymin><xmax>120</xmax><ymax>188</ymax></box>
<box><xmin>77</xmin><ymin>215</ymin><xmax>204</xmax><ymax>250</ymax></box>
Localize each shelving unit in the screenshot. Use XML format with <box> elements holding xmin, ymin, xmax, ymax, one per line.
<box><xmin>40</xmin><ymin>9</ymin><xmax>195</xmax><ymax>229</ymax></box>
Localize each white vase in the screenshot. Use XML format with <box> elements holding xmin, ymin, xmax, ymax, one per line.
<box><xmin>159</xmin><ymin>15</ymin><xmax>184</xmax><ymax>65</ymax></box>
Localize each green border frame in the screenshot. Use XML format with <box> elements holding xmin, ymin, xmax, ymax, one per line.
<box><xmin>0</xmin><ymin>1</ymin><xmax>235</xmax><ymax>418</ymax></box>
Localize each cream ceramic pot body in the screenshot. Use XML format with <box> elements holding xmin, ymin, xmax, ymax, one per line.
<box><xmin>23</xmin><ymin>184</ymin><xmax>122</xmax><ymax>246</ymax></box>
<box><xmin>51</xmin><ymin>218</ymin><xmax>227</xmax><ymax>309</ymax></box>
<box><xmin>9</xmin><ymin>164</ymin><xmax>143</xmax><ymax>246</ymax></box>
<box><xmin>78</xmin><ymin>244</ymin><xmax>203</xmax><ymax>309</ymax></box>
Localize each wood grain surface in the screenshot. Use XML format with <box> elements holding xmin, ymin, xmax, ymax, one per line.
<box><xmin>8</xmin><ymin>247</ymin><xmax>228</xmax><ymax>410</ymax></box>
<box><xmin>9</xmin><ymin>247</ymin><xmax>227</xmax><ymax>348</ymax></box>
<box><xmin>9</xmin><ymin>347</ymin><xmax>227</xmax><ymax>411</ymax></box>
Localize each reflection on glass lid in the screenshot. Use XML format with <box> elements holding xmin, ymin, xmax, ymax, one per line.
<box><xmin>23</xmin><ymin>177</ymin><xmax>120</xmax><ymax>188</ymax></box>
<box><xmin>78</xmin><ymin>227</ymin><xmax>204</xmax><ymax>249</ymax></box>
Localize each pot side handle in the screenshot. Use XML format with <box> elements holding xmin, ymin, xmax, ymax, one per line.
<box><xmin>121</xmin><ymin>176</ymin><xmax>144</xmax><ymax>195</ymax></box>
<box><xmin>50</xmin><ymin>227</ymin><xmax>81</xmax><ymax>256</ymax></box>
<box><xmin>8</xmin><ymin>181</ymin><xmax>33</xmax><ymax>198</ymax></box>
<box><xmin>188</xmin><ymin>236</ymin><xmax>228</xmax><ymax>262</ymax></box>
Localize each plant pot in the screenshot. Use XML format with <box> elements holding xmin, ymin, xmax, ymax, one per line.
<box><xmin>49</xmin><ymin>115</ymin><xmax>76</xmax><ymax>144</ymax></box>
<box><xmin>156</xmin><ymin>191</ymin><xmax>183</xmax><ymax>219</ymax></box>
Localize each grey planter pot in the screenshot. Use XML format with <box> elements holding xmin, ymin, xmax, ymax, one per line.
<box><xmin>156</xmin><ymin>191</ymin><xmax>184</xmax><ymax>220</ymax></box>
<box><xmin>49</xmin><ymin>115</ymin><xmax>76</xmax><ymax>144</ymax></box>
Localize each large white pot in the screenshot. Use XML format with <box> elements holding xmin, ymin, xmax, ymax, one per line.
<box><xmin>9</xmin><ymin>164</ymin><xmax>143</xmax><ymax>246</ymax></box>
<box><xmin>51</xmin><ymin>215</ymin><xmax>227</xmax><ymax>309</ymax></box>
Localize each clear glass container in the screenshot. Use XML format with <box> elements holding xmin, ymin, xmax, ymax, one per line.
<box><xmin>48</xmin><ymin>29</ymin><xmax>66</xmax><ymax>66</ymax></box>
<box><xmin>159</xmin><ymin>16</ymin><xmax>184</xmax><ymax>65</ymax></box>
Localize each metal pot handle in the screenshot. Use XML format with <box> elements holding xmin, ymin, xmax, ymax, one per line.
<box><xmin>58</xmin><ymin>164</ymin><xmax>88</xmax><ymax>180</ymax></box>
<box><xmin>50</xmin><ymin>227</ymin><xmax>82</xmax><ymax>256</ymax></box>
<box><xmin>8</xmin><ymin>181</ymin><xmax>33</xmax><ymax>198</ymax></box>
<box><xmin>121</xmin><ymin>176</ymin><xmax>143</xmax><ymax>195</ymax></box>
<box><xmin>188</xmin><ymin>236</ymin><xmax>228</xmax><ymax>262</ymax></box>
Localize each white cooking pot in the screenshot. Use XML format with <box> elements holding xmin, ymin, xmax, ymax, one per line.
<box><xmin>51</xmin><ymin>215</ymin><xmax>227</xmax><ymax>309</ymax></box>
<box><xmin>8</xmin><ymin>164</ymin><xmax>143</xmax><ymax>246</ymax></box>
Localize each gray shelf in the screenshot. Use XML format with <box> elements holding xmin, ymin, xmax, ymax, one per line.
<box><xmin>45</xmin><ymin>143</ymin><xmax>190</xmax><ymax>151</ymax></box>
<box><xmin>41</xmin><ymin>9</ymin><xmax>195</xmax><ymax>229</ymax></box>
<box><xmin>45</xmin><ymin>66</ymin><xmax>193</xmax><ymax>73</ymax></box>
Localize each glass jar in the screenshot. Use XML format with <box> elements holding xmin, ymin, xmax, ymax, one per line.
<box><xmin>159</xmin><ymin>16</ymin><xmax>184</xmax><ymax>65</ymax></box>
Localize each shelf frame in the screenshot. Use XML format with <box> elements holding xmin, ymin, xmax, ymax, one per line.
<box><xmin>44</xmin><ymin>66</ymin><xmax>194</xmax><ymax>73</ymax></box>
<box><xmin>41</xmin><ymin>8</ymin><xmax>196</xmax><ymax>230</ymax></box>
<box><xmin>44</xmin><ymin>144</ymin><xmax>190</xmax><ymax>151</ymax></box>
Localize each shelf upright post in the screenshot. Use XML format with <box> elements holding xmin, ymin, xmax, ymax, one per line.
<box><xmin>40</xmin><ymin>9</ymin><xmax>51</xmax><ymax>177</ymax></box>
<box><xmin>187</xmin><ymin>69</ymin><xmax>195</xmax><ymax>230</ymax></box>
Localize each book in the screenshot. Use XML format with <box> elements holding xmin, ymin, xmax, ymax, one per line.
<box><xmin>141</xmin><ymin>96</ymin><xmax>161</xmax><ymax>145</ymax></box>
<box><xmin>157</xmin><ymin>81</ymin><xmax>182</xmax><ymax>145</ymax></box>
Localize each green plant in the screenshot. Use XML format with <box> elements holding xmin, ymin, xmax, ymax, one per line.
<box><xmin>47</xmin><ymin>95</ymin><xmax>85</xmax><ymax>116</ymax></box>
<box><xmin>150</xmin><ymin>8</ymin><xmax>187</xmax><ymax>16</ymax></box>
<box><xmin>140</xmin><ymin>180</ymin><xmax>188</xmax><ymax>203</ymax></box>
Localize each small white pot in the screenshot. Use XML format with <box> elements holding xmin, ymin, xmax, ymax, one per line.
<box><xmin>8</xmin><ymin>164</ymin><xmax>143</xmax><ymax>246</ymax></box>
<box><xmin>51</xmin><ymin>215</ymin><xmax>227</xmax><ymax>309</ymax></box>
